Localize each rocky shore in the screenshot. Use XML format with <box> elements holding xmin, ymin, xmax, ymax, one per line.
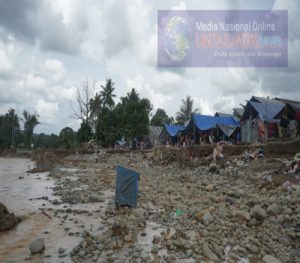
<box><xmin>1</xmin><ymin>150</ymin><xmax>300</xmax><ymax>263</ymax></box>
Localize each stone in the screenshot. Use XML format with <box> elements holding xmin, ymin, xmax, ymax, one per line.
<box><xmin>124</xmin><ymin>233</ymin><xmax>133</xmax><ymax>242</ymax></box>
<box><xmin>262</xmin><ymin>255</ymin><xmax>282</xmax><ymax>263</ymax></box>
<box><xmin>0</xmin><ymin>203</ymin><xmax>21</xmax><ymax>231</ymax></box>
<box><xmin>251</xmin><ymin>205</ymin><xmax>267</xmax><ymax>221</ymax></box>
<box><xmin>52</xmin><ymin>199</ymin><xmax>59</xmax><ymax>205</ymax></box>
<box><xmin>195</xmin><ymin>210</ymin><xmax>214</xmax><ymax>226</ymax></box>
<box><xmin>267</xmin><ymin>204</ymin><xmax>280</xmax><ymax>215</ymax></box>
<box><xmin>58</xmin><ymin>247</ymin><xmax>65</xmax><ymax>254</ymax></box>
<box><xmin>203</xmin><ymin>242</ymin><xmax>219</xmax><ymax>261</ymax></box>
<box><xmin>231</xmin><ymin>209</ymin><xmax>251</xmax><ymax>221</ymax></box>
<box><xmin>152</xmin><ymin>235</ymin><xmax>160</xmax><ymax>244</ymax></box>
<box><xmin>30</xmin><ymin>238</ymin><xmax>45</xmax><ymax>254</ymax></box>
<box><xmin>205</xmin><ymin>184</ymin><xmax>214</xmax><ymax>192</ymax></box>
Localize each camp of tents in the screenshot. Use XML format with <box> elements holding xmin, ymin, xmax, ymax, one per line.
<box><xmin>157</xmin><ymin>96</ymin><xmax>300</xmax><ymax>146</ymax></box>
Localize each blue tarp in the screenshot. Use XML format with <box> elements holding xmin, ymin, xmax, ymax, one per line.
<box><xmin>192</xmin><ymin>114</ymin><xmax>239</xmax><ymax>131</ymax></box>
<box><xmin>164</xmin><ymin>124</ymin><xmax>186</xmax><ymax>137</ymax></box>
<box><xmin>249</xmin><ymin>101</ymin><xmax>282</xmax><ymax>122</ymax></box>
<box><xmin>240</xmin><ymin>97</ymin><xmax>285</xmax><ymax>122</ymax></box>
<box><xmin>115</xmin><ymin>166</ymin><xmax>139</xmax><ymax>208</ymax></box>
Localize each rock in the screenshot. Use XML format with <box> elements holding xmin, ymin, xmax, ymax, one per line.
<box><xmin>0</xmin><ymin>203</ymin><xmax>21</xmax><ymax>231</ymax></box>
<box><xmin>251</xmin><ymin>205</ymin><xmax>267</xmax><ymax>221</ymax></box>
<box><xmin>205</xmin><ymin>184</ymin><xmax>214</xmax><ymax>192</ymax></box>
<box><xmin>152</xmin><ymin>235</ymin><xmax>160</xmax><ymax>244</ymax></box>
<box><xmin>203</xmin><ymin>242</ymin><xmax>219</xmax><ymax>261</ymax></box>
<box><xmin>58</xmin><ymin>247</ymin><xmax>65</xmax><ymax>254</ymax></box>
<box><xmin>195</xmin><ymin>210</ymin><xmax>214</xmax><ymax>226</ymax></box>
<box><xmin>30</xmin><ymin>238</ymin><xmax>45</xmax><ymax>254</ymax></box>
<box><xmin>124</xmin><ymin>233</ymin><xmax>133</xmax><ymax>242</ymax></box>
<box><xmin>262</xmin><ymin>255</ymin><xmax>282</xmax><ymax>263</ymax></box>
<box><xmin>52</xmin><ymin>199</ymin><xmax>59</xmax><ymax>205</ymax></box>
<box><xmin>267</xmin><ymin>204</ymin><xmax>279</xmax><ymax>215</ymax></box>
<box><xmin>231</xmin><ymin>209</ymin><xmax>251</xmax><ymax>221</ymax></box>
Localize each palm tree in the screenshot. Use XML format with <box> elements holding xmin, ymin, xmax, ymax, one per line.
<box><xmin>100</xmin><ymin>79</ymin><xmax>116</xmax><ymax>110</ymax></box>
<box><xmin>23</xmin><ymin>110</ymin><xmax>40</xmax><ymax>147</ymax></box>
<box><xmin>176</xmin><ymin>95</ymin><xmax>199</xmax><ymax>124</ymax></box>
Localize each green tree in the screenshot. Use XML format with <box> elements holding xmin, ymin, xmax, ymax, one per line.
<box><xmin>59</xmin><ymin>127</ymin><xmax>76</xmax><ymax>149</ymax></box>
<box><xmin>77</xmin><ymin>121</ymin><xmax>92</xmax><ymax>143</ymax></box>
<box><xmin>176</xmin><ymin>95</ymin><xmax>199</xmax><ymax>124</ymax></box>
<box><xmin>23</xmin><ymin>110</ymin><xmax>40</xmax><ymax>148</ymax></box>
<box><xmin>117</xmin><ymin>88</ymin><xmax>152</xmax><ymax>138</ymax></box>
<box><xmin>32</xmin><ymin>133</ymin><xmax>60</xmax><ymax>149</ymax></box>
<box><xmin>150</xmin><ymin>108</ymin><xmax>173</xmax><ymax>126</ymax></box>
<box><xmin>100</xmin><ymin>79</ymin><xmax>116</xmax><ymax>110</ymax></box>
<box><xmin>0</xmin><ymin>109</ymin><xmax>20</xmax><ymax>149</ymax></box>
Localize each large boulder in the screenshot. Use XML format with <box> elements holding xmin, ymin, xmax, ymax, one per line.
<box><xmin>0</xmin><ymin>203</ymin><xmax>21</xmax><ymax>231</ymax></box>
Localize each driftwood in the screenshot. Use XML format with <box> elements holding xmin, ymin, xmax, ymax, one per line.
<box><xmin>40</xmin><ymin>208</ymin><xmax>52</xmax><ymax>219</ymax></box>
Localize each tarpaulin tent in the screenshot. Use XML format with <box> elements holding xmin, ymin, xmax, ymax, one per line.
<box><xmin>240</xmin><ymin>97</ymin><xmax>286</xmax><ymax>143</ymax></box>
<box><xmin>189</xmin><ymin>114</ymin><xmax>239</xmax><ymax>131</ymax></box>
<box><xmin>144</xmin><ymin>125</ymin><xmax>162</xmax><ymax>147</ymax></box>
<box><xmin>115</xmin><ymin>166</ymin><xmax>139</xmax><ymax>208</ymax></box>
<box><xmin>185</xmin><ymin>114</ymin><xmax>240</xmax><ymax>143</ymax></box>
<box><xmin>163</xmin><ymin>124</ymin><xmax>186</xmax><ymax>136</ymax></box>
<box><xmin>159</xmin><ymin>124</ymin><xmax>186</xmax><ymax>144</ymax></box>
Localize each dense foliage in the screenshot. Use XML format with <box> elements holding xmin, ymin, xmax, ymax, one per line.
<box><xmin>1</xmin><ymin>78</ymin><xmax>193</xmax><ymax>149</ymax></box>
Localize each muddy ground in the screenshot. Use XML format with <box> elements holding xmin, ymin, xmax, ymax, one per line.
<box><xmin>0</xmin><ymin>148</ymin><xmax>300</xmax><ymax>263</ymax></box>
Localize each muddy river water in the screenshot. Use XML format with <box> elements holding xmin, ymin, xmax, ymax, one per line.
<box><xmin>0</xmin><ymin>157</ymin><xmax>112</xmax><ymax>263</ymax></box>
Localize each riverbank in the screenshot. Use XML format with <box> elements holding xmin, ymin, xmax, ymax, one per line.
<box><xmin>0</xmin><ymin>149</ymin><xmax>299</xmax><ymax>262</ymax></box>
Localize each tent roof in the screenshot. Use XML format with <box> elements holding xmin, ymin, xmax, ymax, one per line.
<box><xmin>241</xmin><ymin>97</ymin><xmax>285</xmax><ymax>122</ymax></box>
<box><xmin>215</xmin><ymin>112</ymin><xmax>234</xmax><ymax>118</ymax></box>
<box><xmin>191</xmin><ymin>114</ymin><xmax>239</xmax><ymax>131</ymax></box>
<box><xmin>147</xmin><ymin>126</ymin><xmax>163</xmax><ymax>145</ymax></box>
<box><xmin>233</xmin><ymin>108</ymin><xmax>244</xmax><ymax>117</ymax></box>
<box><xmin>275</xmin><ymin>97</ymin><xmax>300</xmax><ymax>111</ymax></box>
<box><xmin>163</xmin><ymin>124</ymin><xmax>186</xmax><ymax>137</ymax></box>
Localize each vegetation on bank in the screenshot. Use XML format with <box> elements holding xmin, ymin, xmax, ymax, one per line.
<box><xmin>0</xmin><ymin>78</ymin><xmax>198</xmax><ymax>150</ymax></box>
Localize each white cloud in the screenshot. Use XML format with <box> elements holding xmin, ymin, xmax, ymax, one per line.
<box><xmin>35</xmin><ymin>99</ymin><xmax>59</xmax><ymax>125</ymax></box>
<box><xmin>44</xmin><ymin>58</ymin><xmax>66</xmax><ymax>83</ymax></box>
<box><xmin>0</xmin><ymin>48</ymin><xmax>12</xmax><ymax>73</ymax></box>
<box><xmin>171</xmin><ymin>2</ymin><xmax>187</xmax><ymax>10</ymax></box>
<box><xmin>126</xmin><ymin>75</ymin><xmax>172</xmax><ymax>110</ymax></box>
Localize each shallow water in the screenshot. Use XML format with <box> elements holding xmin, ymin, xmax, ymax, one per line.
<box><xmin>0</xmin><ymin>157</ymin><xmax>113</xmax><ymax>263</ymax></box>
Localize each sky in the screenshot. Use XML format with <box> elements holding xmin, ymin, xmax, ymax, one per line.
<box><xmin>0</xmin><ymin>0</ymin><xmax>299</xmax><ymax>134</ymax></box>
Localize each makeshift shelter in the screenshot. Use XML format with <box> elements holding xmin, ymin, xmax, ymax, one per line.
<box><xmin>144</xmin><ymin>125</ymin><xmax>162</xmax><ymax>147</ymax></box>
<box><xmin>275</xmin><ymin>98</ymin><xmax>300</xmax><ymax>138</ymax></box>
<box><xmin>159</xmin><ymin>124</ymin><xmax>186</xmax><ymax>145</ymax></box>
<box><xmin>233</xmin><ymin>108</ymin><xmax>245</xmax><ymax>120</ymax></box>
<box><xmin>240</xmin><ymin>96</ymin><xmax>286</xmax><ymax>143</ymax></box>
<box><xmin>115</xmin><ymin>166</ymin><xmax>139</xmax><ymax>208</ymax></box>
<box><xmin>186</xmin><ymin>114</ymin><xmax>240</xmax><ymax>143</ymax></box>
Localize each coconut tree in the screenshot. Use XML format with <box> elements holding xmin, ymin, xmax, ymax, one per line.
<box><xmin>176</xmin><ymin>95</ymin><xmax>199</xmax><ymax>124</ymax></box>
<box><xmin>100</xmin><ymin>79</ymin><xmax>116</xmax><ymax>110</ymax></box>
